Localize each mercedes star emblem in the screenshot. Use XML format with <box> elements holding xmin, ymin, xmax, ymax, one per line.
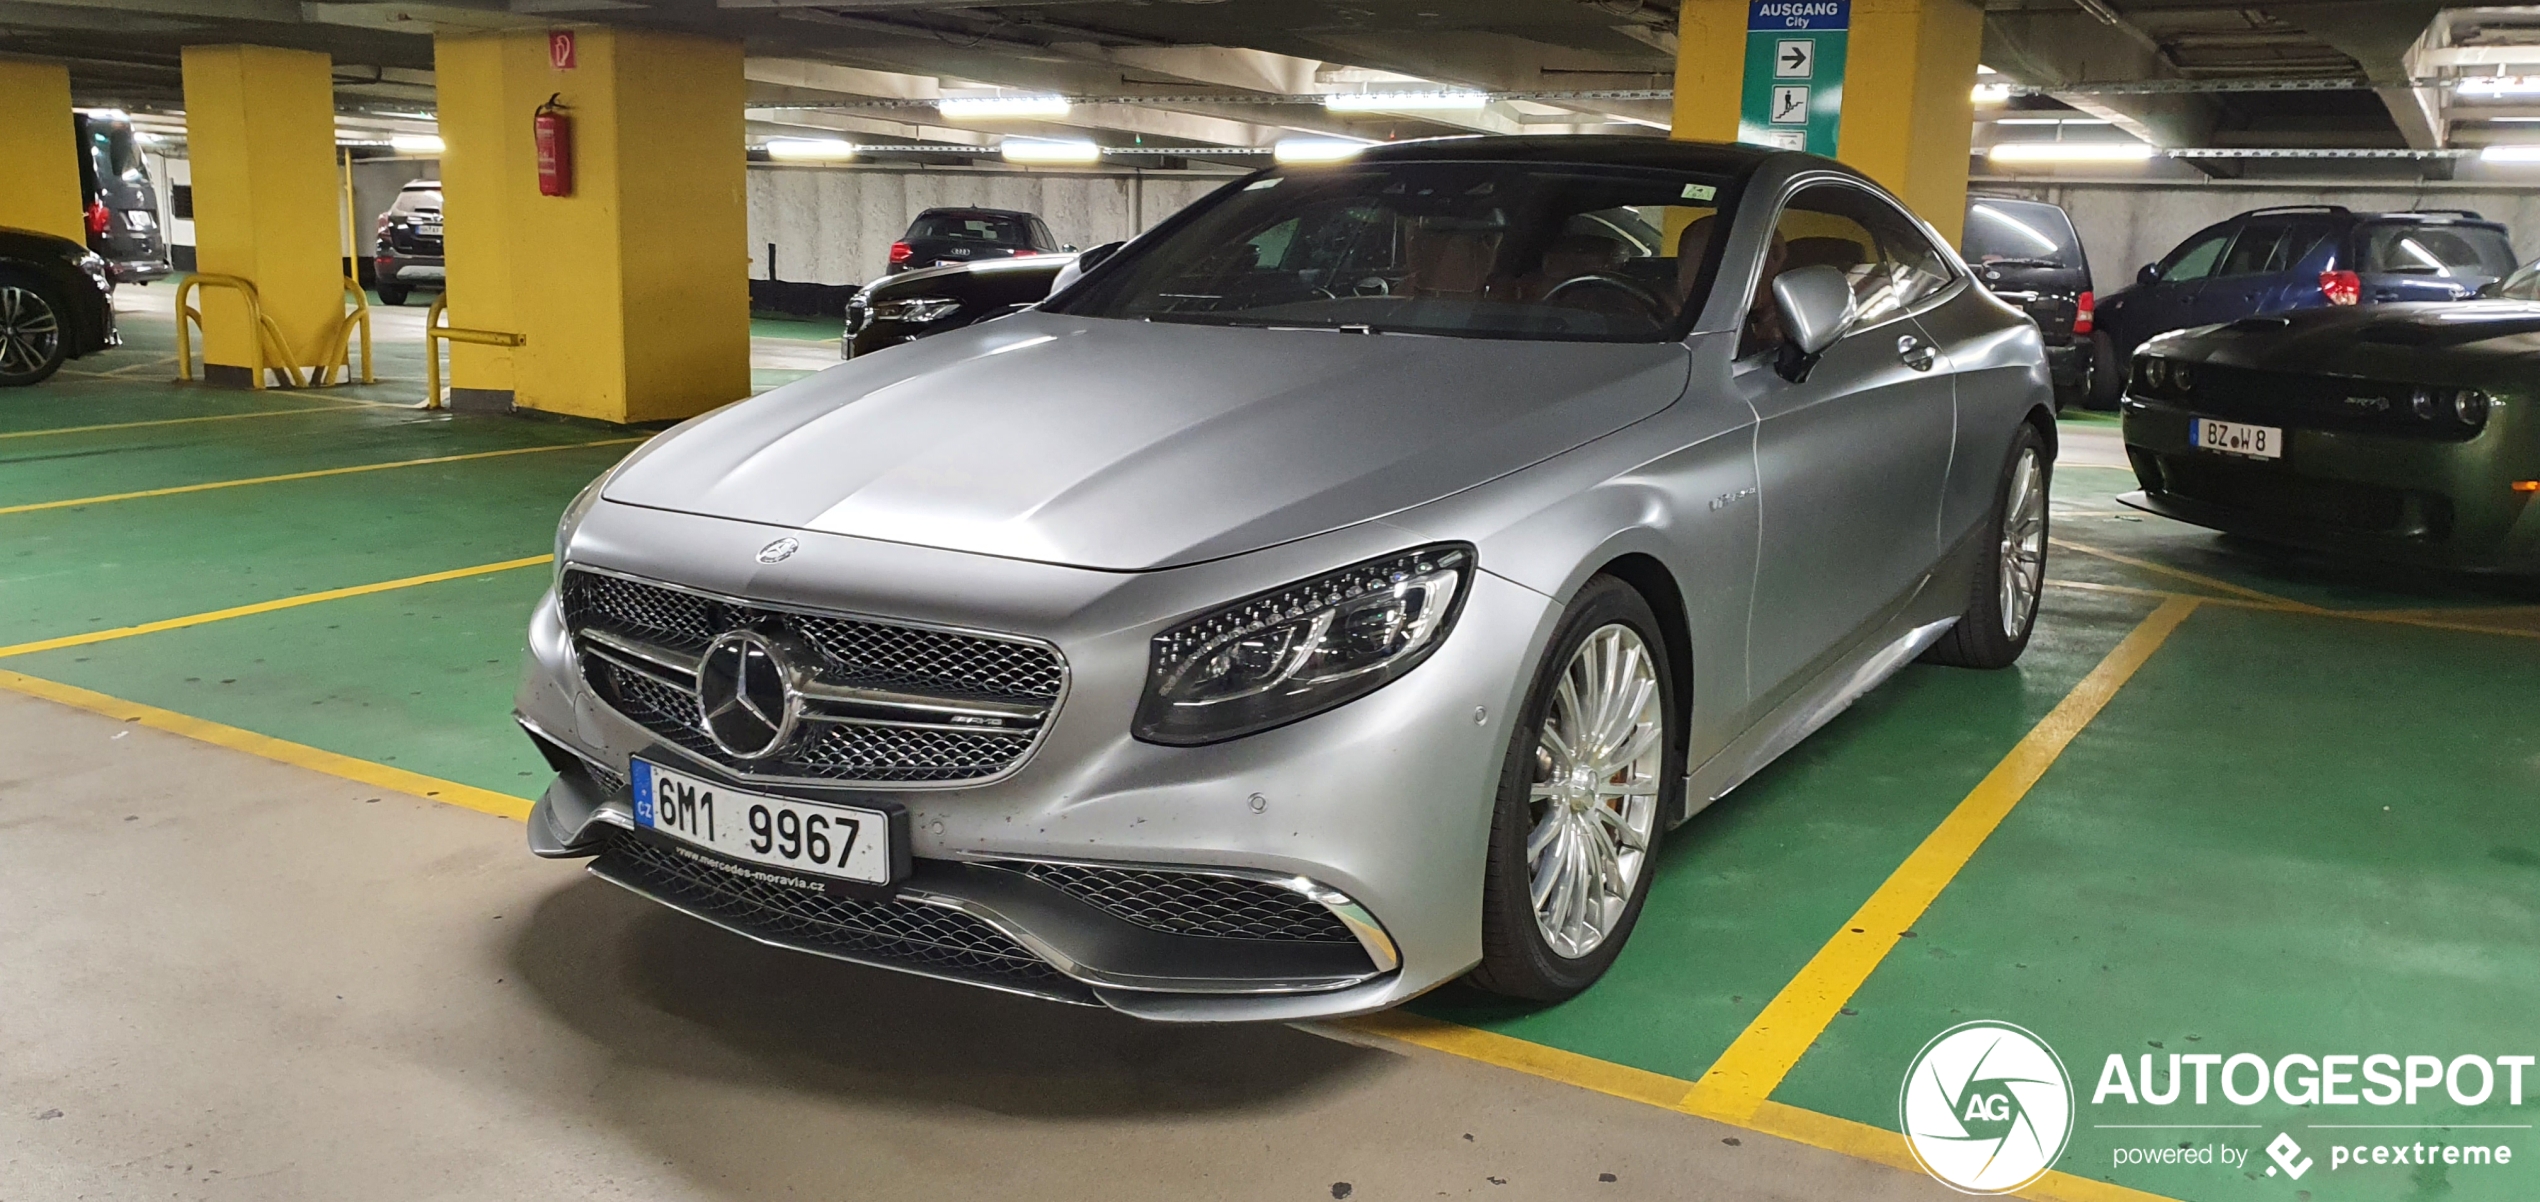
<box><xmin>695</xmin><ymin>629</ymin><xmax>800</xmax><ymax>759</ymax></box>
<box><xmin>757</xmin><ymin>537</ymin><xmax>801</xmax><ymax>564</ymax></box>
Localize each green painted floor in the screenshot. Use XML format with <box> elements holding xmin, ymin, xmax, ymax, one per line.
<box><xmin>7</xmin><ymin>311</ymin><xmax>2536</xmax><ymax>1202</ymax></box>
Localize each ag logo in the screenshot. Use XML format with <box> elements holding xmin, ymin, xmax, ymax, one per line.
<box><xmin>1900</xmin><ymin>1021</ymin><xmax>2074</xmax><ymax>1194</ymax></box>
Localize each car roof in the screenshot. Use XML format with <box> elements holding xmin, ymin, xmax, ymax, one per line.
<box><xmin>1351</xmin><ymin>134</ymin><xmax>1798</xmax><ymax>178</ymax></box>
<box><xmin>914</xmin><ymin>207</ymin><xmax>1038</xmax><ymax>219</ymax></box>
<box><xmin>401</xmin><ymin>180</ymin><xmax>441</xmax><ymax>190</ymax></box>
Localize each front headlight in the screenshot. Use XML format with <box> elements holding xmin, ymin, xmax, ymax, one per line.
<box><xmin>872</xmin><ymin>297</ymin><xmax>962</xmax><ymax>323</ymax></box>
<box><xmin>1134</xmin><ymin>544</ymin><xmax>1473</xmax><ymax>746</ymax></box>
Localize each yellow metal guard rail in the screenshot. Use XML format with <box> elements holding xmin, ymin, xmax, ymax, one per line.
<box><xmin>177</xmin><ymin>274</ymin><xmax>374</xmax><ymax>390</ymax></box>
<box><xmin>422</xmin><ymin>292</ymin><xmax>526</xmax><ymax>410</ymax></box>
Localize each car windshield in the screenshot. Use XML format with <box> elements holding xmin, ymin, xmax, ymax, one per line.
<box><xmin>911</xmin><ymin>213</ymin><xmax>1033</xmax><ymax>244</ymax></box>
<box><xmin>2358</xmin><ymin>223</ymin><xmax>2517</xmax><ymax>280</ymax></box>
<box><xmin>1962</xmin><ymin>200</ymin><xmax>2081</xmax><ymax>269</ymax></box>
<box><xmin>393</xmin><ymin>187</ymin><xmax>442</xmax><ymax>214</ymax></box>
<box><xmin>1048</xmin><ymin>161</ymin><xmax>1739</xmax><ymax>341</ymax></box>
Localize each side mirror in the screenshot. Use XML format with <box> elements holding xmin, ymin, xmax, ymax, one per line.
<box><xmin>1062</xmin><ymin>244</ymin><xmax>1078</xmax><ymax>253</ymax></box>
<box><xmin>1077</xmin><ymin>240</ymin><xmax>1124</xmax><ymax>272</ymax></box>
<box><xmin>2138</xmin><ymin>263</ymin><xmax>2160</xmax><ymax>286</ymax></box>
<box><xmin>1770</xmin><ymin>266</ymin><xmax>1858</xmax><ymax>382</ymax></box>
<box><xmin>2475</xmin><ymin>280</ymin><xmax>2502</xmax><ymax>299</ymax></box>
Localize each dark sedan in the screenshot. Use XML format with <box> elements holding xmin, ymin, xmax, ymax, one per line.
<box><xmin>842</xmin><ymin>252</ymin><xmax>1076</xmax><ymax>359</ymax></box>
<box><xmin>2118</xmin><ymin>279</ymin><xmax>2540</xmax><ymax>573</ymax></box>
<box><xmin>887</xmin><ymin>207</ymin><xmax>1065</xmax><ymax>274</ymax></box>
<box><xmin>0</xmin><ymin>225</ymin><xmax>117</xmax><ymax>386</ymax></box>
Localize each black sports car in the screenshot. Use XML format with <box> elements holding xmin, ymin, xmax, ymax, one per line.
<box><xmin>0</xmin><ymin>224</ymin><xmax>118</xmax><ymax>386</ymax></box>
<box><xmin>841</xmin><ymin>252</ymin><xmax>1078</xmax><ymax>359</ymax></box>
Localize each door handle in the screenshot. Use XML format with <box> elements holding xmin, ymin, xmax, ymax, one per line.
<box><xmin>1896</xmin><ymin>334</ymin><xmax>1938</xmax><ymax>372</ymax></box>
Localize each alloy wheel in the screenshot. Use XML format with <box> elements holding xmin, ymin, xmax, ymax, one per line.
<box><xmin>0</xmin><ymin>285</ymin><xmax>62</xmax><ymax>380</ymax></box>
<box><xmin>1998</xmin><ymin>446</ymin><xmax>2047</xmax><ymax>638</ymax></box>
<box><xmin>1525</xmin><ymin>623</ymin><xmax>1663</xmax><ymax>959</ymax></box>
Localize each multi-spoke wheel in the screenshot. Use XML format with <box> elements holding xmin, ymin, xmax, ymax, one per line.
<box><xmin>1471</xmin><ymin>576</ymin><xmax>1679</xmax><ymax>1001</ymax></box>
<box><xmin>1923</xmin><ymin>422</ymin><xmax>2051</xmax><ymax>669</ymax></box>
<box><xmin>0</xmin><ymin>276</ymin><xmax>67</xmax><ymax>387</ymax></box>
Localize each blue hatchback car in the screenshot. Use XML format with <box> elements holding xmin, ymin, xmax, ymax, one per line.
<box><xmin>2087</xmin><ymin>205</ymin><xmax>2518</xmax><ymax>406</ymax></box>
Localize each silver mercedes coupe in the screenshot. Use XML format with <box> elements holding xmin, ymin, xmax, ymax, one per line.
<box><xmin>516</xmin><ymin>138</ymin><xmax>2055</xmax><ymax>1021</ymax></box>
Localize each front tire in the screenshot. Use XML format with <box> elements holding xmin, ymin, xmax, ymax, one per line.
<box><xmin>0</xmin><ymin>272</ymin><xmax>69</xmax><ymax>387</ymax></box>
<box><xmin>1468</xmin><ymin>576</ymin><xmax>1682</xmax><ymax>1001</ymax></box>
<box><xmin>1922</xmin><ymin>423</ymin><xmax>2050</xmax><ymax>669</ymax></box>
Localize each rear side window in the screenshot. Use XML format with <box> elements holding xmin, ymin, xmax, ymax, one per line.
<box><xmin>1962</xmin><ymin>199</ymin><xmax>2082</xmax><ymax>269</ymax></box>
<box><xmin>910</xmin><ymin>213</ymin><xmax>1033</xmax><ymax>244</ymax></box>
<box><xmin>2158</xmin><ymin>228</ymin><xmax>2232</xmax><ymax>282</ymax></box>
<box><xmin>2357</xmin><ymin>223</ymin><xmax>2517</xmax><ymax>280</ymax></box>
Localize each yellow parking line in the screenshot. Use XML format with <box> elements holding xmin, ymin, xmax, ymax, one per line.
<box><xmin>0</xmin><ymin>437</ymin><xmax>642</xmax><ymax>516</ymax></box>
<box><xmin>0</xmin><ymin>554</ymin><xmax>553</xmax><ymax>660</ymax></box>
<box><xmin>1679</xmin><ymin>595</ymin><xmax>2200</xmax><ymax>1122</ymax></box>
<box><xmin>0</xmin><ymin>667</ymin><xmax>532</xmax><ymax>822</ymax></box>
<box><xmin>1333</xmin><ymin>1012</ymin><xmax>2179</xmax><ymax>1202</ymax></box>
<box><xmin>0</xmin><ymin>405</ymin><xmax>363</xmax><ymax>442</ymax></box>
<box><xmin>2051</xmin><ymin>537</ymin><xmax>2317</xmax><ymax>610</ymax></box>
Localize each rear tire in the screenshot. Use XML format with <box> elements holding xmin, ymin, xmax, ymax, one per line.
<box><xmin>2083</xmin><ymin>331</ymin><xmax>2122</xmax><ymax>410</ymax></box>
<box><xmin>1921</xmin><ymin>423</ymin><xmax>2050</xmax><ymax>670</ymax></box>
<box><xmin>0</xmin><ymin>271</ymin><xmax>68</xmax><ymax>387</ymax></box>
<box><xmin>1468</xmin><ymin>576</ymin><xmax>1682</xmax><ymax>1002</ymax></box>
<box><xmin>376</xmin><ymin>282</ymin><xmax>410</xmax><ymax>307</ymax></box>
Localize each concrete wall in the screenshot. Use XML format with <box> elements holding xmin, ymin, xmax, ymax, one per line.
<box><xmin>745</xmin><ymin>164</ymin><xmax>1240</xmax><ymax>286</ymax></box>
<box><xmin>1970</xmin><ymin>178</ymin><xmax>2540</xmax><ymax>295</ymax></box>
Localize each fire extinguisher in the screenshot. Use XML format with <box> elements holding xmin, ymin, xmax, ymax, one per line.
<box><xmin>534</xmin><ymin>94</ymin><xmax>573</xmax><ymax>198</ymax></box>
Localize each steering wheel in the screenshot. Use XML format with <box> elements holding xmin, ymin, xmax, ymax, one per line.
<box><xmin>1541</xmin><ymin>272</ymin><xmax>1664</xmax><ymax>317</ymax></box>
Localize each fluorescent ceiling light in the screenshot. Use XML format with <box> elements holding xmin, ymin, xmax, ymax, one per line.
<box><xmin>1325</xmin><ymin>91</ymin><xmax>1490</xmax><ymax>112</ymax></box>
<box><xmin>389</xmin><ymin>134</ymin><xmax>445</xmax><ymax>155</ymax></box>
<box><xmin>1986</xmin><ymin>141</ymin><xmax>2157</xmax><ymax>163</ymax></box>
<box><xmin>1272</xmin><ymin>138</ymin><xmax>1368</xmax><ymax>164</ymax></box>
<box><xmin>2480</xmin><ymin>144</ymin><xmax>2540</xmax><ymax>162</ymax></box>
<box><xmin>2487</xmin><ymin>116</ymin><xmax>2540</xmax><ymax>123</ymax></box>
<box><xmin>764</xmin><ymin>138</ymin><xmax>856</xmax><ymax>161</ymax></box>
<box><xmin>1972</xmin><ymin>83</ymin><xmax>2013</xmax><ymax>104</ymax></box>
<box><xmin>939</xmin><ymin>95</ymin><xmax>1071</xmax><ymax>119</ymax></box>
<box><xmin>2458</xmin><ymin>76</ymin><xmax>2540</xmax><ymax>96</ymax></box>
<box><xmin>1001</xmin><ymin>137</ymin><xmax>1101</xmax><ymax>164</ymax></box>
<box><xmin>1994</xmin><ymin>117</ymin><xmax>2111</xmax><ymax>126</ymax></box>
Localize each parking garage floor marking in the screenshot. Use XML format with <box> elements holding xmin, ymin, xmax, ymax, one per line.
<box><xmin>0</xmin><ymin>554</ymin><xmax>553</xmax><ymax>660</ymax></box>
<box><xmin>0</xmin><ymin>437</ymin><xmax>644</xmax><ymax>516</ymax></box>
<box><xmin>0</xmin><ymin>405</ymin><xmax>363</xmax><ymax>441</ymax></box>
<box><xmin>2050</xmin><ymin>537</ymin><xmax>2314</xmax><ymax>611</ymax></box>
<box><xmin>1679</xmin><ymin>596</ymin><xmax>2201</xmax><ymax>1123</ymax></box>
<box><xmin>1332</xmin><ymin>1012</ymin><xmax>2176</xmax><ymax>1202</ymax></box>
<box><xmin>0</xmin><ymin>667</ymin><xmax>533</xmax><ymax>822</ymax></box>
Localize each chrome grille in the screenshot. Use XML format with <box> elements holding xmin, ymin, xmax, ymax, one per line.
<box><xmin>562</xmin><ymin>568</ymin><xmax>1062</xmax><ymax>785</ymax></box>
<box><xmin>599</xmin><ymin>831</ymin><xmax>1088</xmax><ymax>1001</ymax></box>
<box><xmin>1002</xmin><ymin>861</ymin><xmax>1358</xmax><ymax>943</ymax></box>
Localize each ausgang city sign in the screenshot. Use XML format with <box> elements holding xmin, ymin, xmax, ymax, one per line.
<box><xmin>1739</xmin><ymin>0</ymin><xmax>1849</xmax><ymax>156</ymax></box>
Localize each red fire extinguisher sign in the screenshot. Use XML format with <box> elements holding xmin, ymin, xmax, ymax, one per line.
<box><xmin>548</xmin><ymin>30</ymin><xmax>575</xmax><ymax>71</ymax></box>
<box><xmin>534</xmin><ymin>95</ymin><xmax>573</xmax><ymax>197</ymax></box>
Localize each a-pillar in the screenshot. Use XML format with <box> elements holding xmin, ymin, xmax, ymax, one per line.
<box><xmin>432</xmin><ymin>26</ymin><xmax>748</xmax><ymax>423</ymax></box>
<box><xmin>0</xmin><ymin>60</ymin><xmax>84</xmax><ymax>243</ymax></box>
<box><xmin>1673</xmin><ymin>0</ymin><xmax>1983</xmax><ymax>245</ymax></box>
<box><xmin>181</xmin><ymin>45</ymin><xmax>346</xmax><ymax>386</ymax></box>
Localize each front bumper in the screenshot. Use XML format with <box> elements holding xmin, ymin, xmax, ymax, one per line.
<box><xmin>378</xmin><ymin>254</ymin><xmax>446</xmax><ymax>283</ymax></box>
<box><xmin>516</xmin><ymin>502</ymin><xmax>1555</xmax><ymax>1020</ymax></box>
<box><xmin>2118</xmin><ymin>393</ymin><xmax>2540</xmax><ymax>572</ymax></box>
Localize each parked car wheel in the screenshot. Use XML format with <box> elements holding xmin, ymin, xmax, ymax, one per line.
<box><xmin>0</xmin><ymin>271</ymin><xmax>69</xmax><ymax>387</ymax></box>
<box><xmin>1921</xmin><ymin>423</ymin><xmax>2050</xmax><ymax>669</ymax></box>
<box><xmin>2085</xmin><ymin>330</ymin><xmax>2122</xmax><ymax>410</ymax></box>
<box><xmin>1469</xmin><ymin>576</ymin><xmax>1680</xmax><ymax>1001</ymax></box>
<box><xmin>375</xmin><ymin>282</ymin><xmax>410</xmax><ymax>307</ymax></box>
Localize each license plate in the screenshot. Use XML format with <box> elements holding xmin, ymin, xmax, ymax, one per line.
<box><xmin>414</xmin><ymin>222</ymin><xmax>441</xmax><ymax>237</ymax></box>
<box><xmin>2190</xmin><ymin>417</ymin><xmax>2282</xmax><ymax>460</ymax></box>
<box><xmin>629</xmin><ymin>757</ymin><xmax>900</xmax><ymax>886</ymax></box>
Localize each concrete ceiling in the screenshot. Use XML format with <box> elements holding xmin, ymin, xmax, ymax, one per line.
<box><xmin>0</xmin><ymin>0</ymin><xmax>2513</xmax><ymax>174</ymax></box>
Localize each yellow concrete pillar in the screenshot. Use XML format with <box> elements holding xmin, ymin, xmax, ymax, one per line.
<box><xmin>0</xmin><ymin>60</ymin><xmax>84</xmax><ymax>244</ymax></box>
<box><xmin>180</xmin><ymin>45</ymin><xmax>346</xmax><ymax>383</ymax></box>
<box><xmin>1674</xmin><ymin>0</ymin><xmax>1981</xmax><ymax>245</ymax></box>
<box><xmin>434</xmin><ymin>25</ymin><xmax>749</xmax><ymax>424</ymax></box>
<box><xmin>1835</xmin><ymin>0</ymin><xmax>1982</xmax><ymax>246</ymax></box>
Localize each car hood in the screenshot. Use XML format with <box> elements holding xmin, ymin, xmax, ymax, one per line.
<box><xmin>605</xmin><ymin>311</ymin><xmax>1691</xmax><ymax>571</ymax></box>
<box><xmin>2154</xmin><ymin>301</ymin><xmax>2540</xmax><ymax>369</ymax></box>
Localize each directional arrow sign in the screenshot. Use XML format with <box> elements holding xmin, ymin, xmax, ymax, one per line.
<box><xmin>1776</xmin><ymin>39</ymin><xmax>1813</xmax><ymax>78</ymax></box>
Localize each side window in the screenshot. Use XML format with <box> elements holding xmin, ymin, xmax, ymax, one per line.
<box><xmin>1760</xmin><ymin>184</ymin><xmax>1954</xmax><ymax>348</ymax></box>
<box><xmin>1032</xmin><ymin>218</ymin><xmax>1057</xmax><ymax>249</ymax></box>
<box><xmin>1246</xmin><ymin>217</ymin><xmax>1300</xmax><ymax>269</ymax></box>
<box><xmin>2158</xmin><ymin>229</ymin><xmax>2232</xmax><ymax>283</ymax></box>
<box><xmin>2217</xmin><ymin>219</ymin><xmax>2293</xmax><ymax>277</ymax></box>
<box><xmin>2276</xmin><ymin>220</ymin><xmax>2337</xmax><ymax>271</ymax></box>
